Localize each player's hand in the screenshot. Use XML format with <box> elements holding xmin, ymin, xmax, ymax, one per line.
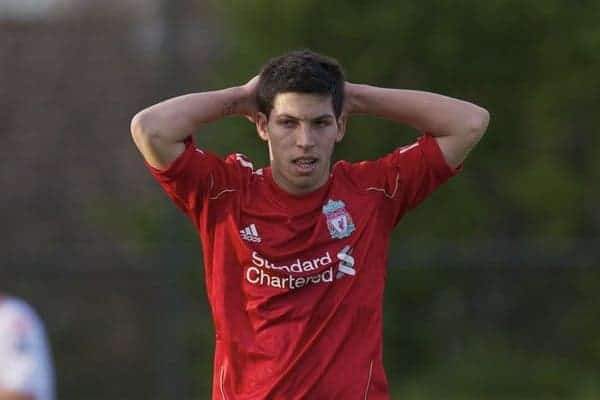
<box><xmin>239</xmin><ymin>75</ymin><xmax>260</xmax><ymax>123</ymax></box>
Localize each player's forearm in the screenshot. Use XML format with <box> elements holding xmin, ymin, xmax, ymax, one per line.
<box><xmin>346</xmin><ymin>83</ymin><xmax>489</xmax><ymax>138</ymax></box>
<box><xmin>131</xmin><ymin>86</ymin><xmax>251</xmax><ymax>143</ymax></box>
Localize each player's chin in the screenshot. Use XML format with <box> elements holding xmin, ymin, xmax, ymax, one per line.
<box><xmin>291</xmin><ymin>172</ymin><xmax>327</xmax><ymax>192</ymax></box>
<box><xmin>285</xmin><ymin>170</ymin><xmax>314</xmax><ymax>185</ymax></box>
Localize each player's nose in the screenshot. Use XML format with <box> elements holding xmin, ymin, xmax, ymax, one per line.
<box><xmin>295</xmin><ymin>124</ymin><xmax>315</xmax><ymax>148</ymax></box>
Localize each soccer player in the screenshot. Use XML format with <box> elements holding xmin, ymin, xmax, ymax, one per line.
<box><xmin>0</xmin><ymin>294</ymin><xmax>55</xmax><ymax>400</ymax></box>
<box><xmin>131</xmin><ymin>50</ymin><xmax>489</xmax><ymax>399</ymax></box>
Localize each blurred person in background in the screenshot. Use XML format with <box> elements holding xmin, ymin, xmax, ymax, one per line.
<box><xmin>131</xmin><ymin>49</ymin><xmax>489</xmax><ymax>399</ymax></box>
<box><xmin>0</xmin><ymin>294</ymin><xmax>55</xmax><ymax>400</ymax></box>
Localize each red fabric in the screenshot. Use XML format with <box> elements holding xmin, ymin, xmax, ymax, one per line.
<box><xmin>147</xmin><ymin>134</ymin><xmax>460</xmax><ymax>399</ymax></box>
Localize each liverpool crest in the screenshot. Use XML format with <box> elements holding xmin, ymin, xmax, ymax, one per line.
<box><xmin>322</xmin><ymin>199</ymin><xmax>355</xmax><ymax>239</ymax></box>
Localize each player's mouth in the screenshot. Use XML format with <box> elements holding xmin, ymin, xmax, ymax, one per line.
<box><xmin>291</xmin><ymin>157</ymin><xmax>318</xmax><ymax>175</ymax></box>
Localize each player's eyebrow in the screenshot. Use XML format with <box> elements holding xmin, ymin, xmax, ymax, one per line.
<box><xmin>277</xmin><ymin>113</ymin><xmax>334</xmax><ymax>121</ymax></box>
<box><xmin>312</xmin><ymin>114</ymin><xmax>334</xmax><ymax>121</ymax></box>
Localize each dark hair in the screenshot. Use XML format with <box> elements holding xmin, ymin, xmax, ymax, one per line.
<box><xmin>257</xmin><ymin>49</ymin><xmax>345</xmax><ymax>119</ymax></box>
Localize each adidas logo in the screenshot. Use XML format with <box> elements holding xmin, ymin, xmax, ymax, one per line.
<box><xmin>240</xmin><ymin>224</ymin><xmax>261</xmax><ymax>243</ymax></box>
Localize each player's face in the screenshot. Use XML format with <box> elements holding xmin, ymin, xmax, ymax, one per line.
<box><xmin>257</xmin><ymin>92</ymin><xmax>345</xmax><ymax>195</ymax></box>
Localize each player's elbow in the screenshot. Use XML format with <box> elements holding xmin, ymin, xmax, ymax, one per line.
<box><xmin>466</xmin><ymin>106</ymin><xmax>490</xmax><ymax>140</ymax></box>
<box><xmin>131</xmin><ymin>108</ymin><xmax>185</xmax><ymax>149</ymax></box>
<box><xmin>130</xmin><ymin>111</ymin><xmax>169</xmax><ymax>160</ymax></box>
<box><xmin>131</xmin><ymin>110</ymin><xmax>158</xmax><ymax>142</ymax></box>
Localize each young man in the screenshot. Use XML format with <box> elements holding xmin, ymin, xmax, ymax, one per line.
<box><xmin>131</xmin><ymin>50</ymin><xmax>489</xmax><ymax>399</ymax></box>
<box><xmin>0</xmin><ymin>294</ymin><xmax>55</xmax><ymax>400</ymax></box>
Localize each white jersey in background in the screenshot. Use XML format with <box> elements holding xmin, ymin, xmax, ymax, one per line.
<box><xmin>0</xmin><ymin>296</ymin><xmax>55</xmax><ymax>400</ymax></box>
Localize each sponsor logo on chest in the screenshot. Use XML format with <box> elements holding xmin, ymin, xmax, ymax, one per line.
<box><xmin>246</xmin><ymin>248</ymin><xmax>356</xmax><ymax>290</ymax></box>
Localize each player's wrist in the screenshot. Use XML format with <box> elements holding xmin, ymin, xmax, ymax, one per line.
<box><xmin>231</xmin><ymin>85</ymin><xmax>250</xmax><ymax>116</ymax></box>
<box><xmin>343</xmin><ymin>82</ymin><xmax>364</xmax><ymax>115</ymax></box>
<box><xmin>235</xmin><ymin>76</ymin><xmax>259</xmax><ymax>118</ymax></box>
<box><xmin>219</xmin><ymin>86</ymin><xmax>252</xmax><ymax>118</ymax></box>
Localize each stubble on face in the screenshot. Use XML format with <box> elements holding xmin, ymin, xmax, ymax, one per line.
<box><xmin>261</xmin><ymin>92</ymin><xmax>344</xmax><ymax>195</ymax></box>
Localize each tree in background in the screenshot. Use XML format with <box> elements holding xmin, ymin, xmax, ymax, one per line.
<box><xmin>212</xmin><ymin>0</ymin><xmax>599</xmax><ymax>241</ymax></box>
<box><xmin>184</xmin><ymin>1</ymin><xmax>600</xmax><ymax>398</ymax></box>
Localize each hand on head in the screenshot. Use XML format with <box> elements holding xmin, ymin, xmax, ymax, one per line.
<box><xmin>240</xmin><ymin>75</ymin><xmax>260</xmax><ymax>123</ymax></box>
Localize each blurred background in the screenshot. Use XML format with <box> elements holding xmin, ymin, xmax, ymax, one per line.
<box><xmin>1</xmin><ymin>0</ymin><xmax>599</xmax><ymax>398</ymax></box>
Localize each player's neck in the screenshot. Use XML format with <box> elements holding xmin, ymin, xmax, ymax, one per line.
<box><xmin>271</xmin><ymin>171</ymin><xmax>329</xmax><ymax>196</ymax></box>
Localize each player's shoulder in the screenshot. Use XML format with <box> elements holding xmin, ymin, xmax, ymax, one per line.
<box><xmin>223</xmin><ymin>153</ymin><xmax>266</xmax><ymax>180</ymax></box>
<box><xmin>331</xmin><ymin>158</ymin><xmax>385</xmax><ymax>191</ymax></box>
<box><xmin>333</xmin><ymin>158</ymin><xmax>377</xmax><ymax>174</ymax></box>
<box><xmin>331</xmin><ymin>136</ymin><xmax>431</xmax><ymax>178</ymax></box>
<box><xmin>224</xmin><ymin>152</ymin><xmax>255</xmax><ymax>169</ymax></box>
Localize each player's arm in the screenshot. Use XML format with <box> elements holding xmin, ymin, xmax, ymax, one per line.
<box><xmin>0</xmin><ymin>390</ymin><xmax>35</xmax><ymax>400</ymax></box>
<box><xmin>344</xmin><ymin>83</ymin><xmax>489</xmax><ymax>168</ymax></box>
<box><xmin>131</xmin><ymin>76</ymin><xmax>259</xmax><ymax>169</ymax></box>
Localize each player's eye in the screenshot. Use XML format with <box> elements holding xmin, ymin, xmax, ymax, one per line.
<box><xmin>314</xmin><ymin>119</ymin><xmax>331</xmax><ymax>128</ymax></box>
<box><xmin>279</xmin><ymin>119</ymin><xmax>296</xmax><ymax>128</ymax></box>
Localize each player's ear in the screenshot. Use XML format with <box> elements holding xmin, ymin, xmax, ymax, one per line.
<box><xmin>335</xmin><ymin>114</ymin><xmax>347</xmax><ymax>143</ymax></box>
<box><xmin>256</xmin><ymin>112</ymin><xmax>269</xmax><ymax>142</ymax></box>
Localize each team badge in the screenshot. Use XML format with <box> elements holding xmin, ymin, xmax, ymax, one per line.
<box><xmin>322</xmin><ymin>199</ymin><xmax>355</xmax><ymax>239</ymax></box>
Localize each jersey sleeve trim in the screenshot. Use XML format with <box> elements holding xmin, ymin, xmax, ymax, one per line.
<box><xmin>144</xmin><ymin>135</ymin><xmax>197</xmax><ymax>180</ymax></box>
<box><xmin>419</xmin><ymin>134</ymin><xmax>463</xmax><ymax>179</ymax></box>
<box><xmin>366</xmin><ymin>174</ymin><xmax>400</xmax><ymax>199</ymax></box>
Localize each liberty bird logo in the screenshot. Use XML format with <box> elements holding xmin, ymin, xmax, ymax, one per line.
<box><xmin>322</xmin><ymin>199</ymin><xmax>355</xmax><ymax>239</ymax></box>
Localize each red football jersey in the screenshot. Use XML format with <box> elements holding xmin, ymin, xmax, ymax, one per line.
<box><xmin>146</xmin><ymin>134</ymin><xmax>460</xmax><ymax>399</ymax></box>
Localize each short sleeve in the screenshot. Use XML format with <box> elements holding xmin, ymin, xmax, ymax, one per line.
<box><xmin>145</xmin><ymin>136</ymin><xmax>233</xmax><ymax>217</ymax></box>
<box><xmin>376</xmin><ymin>134</ymin><xmax>462</xmax><ymax>226</ymax></box>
